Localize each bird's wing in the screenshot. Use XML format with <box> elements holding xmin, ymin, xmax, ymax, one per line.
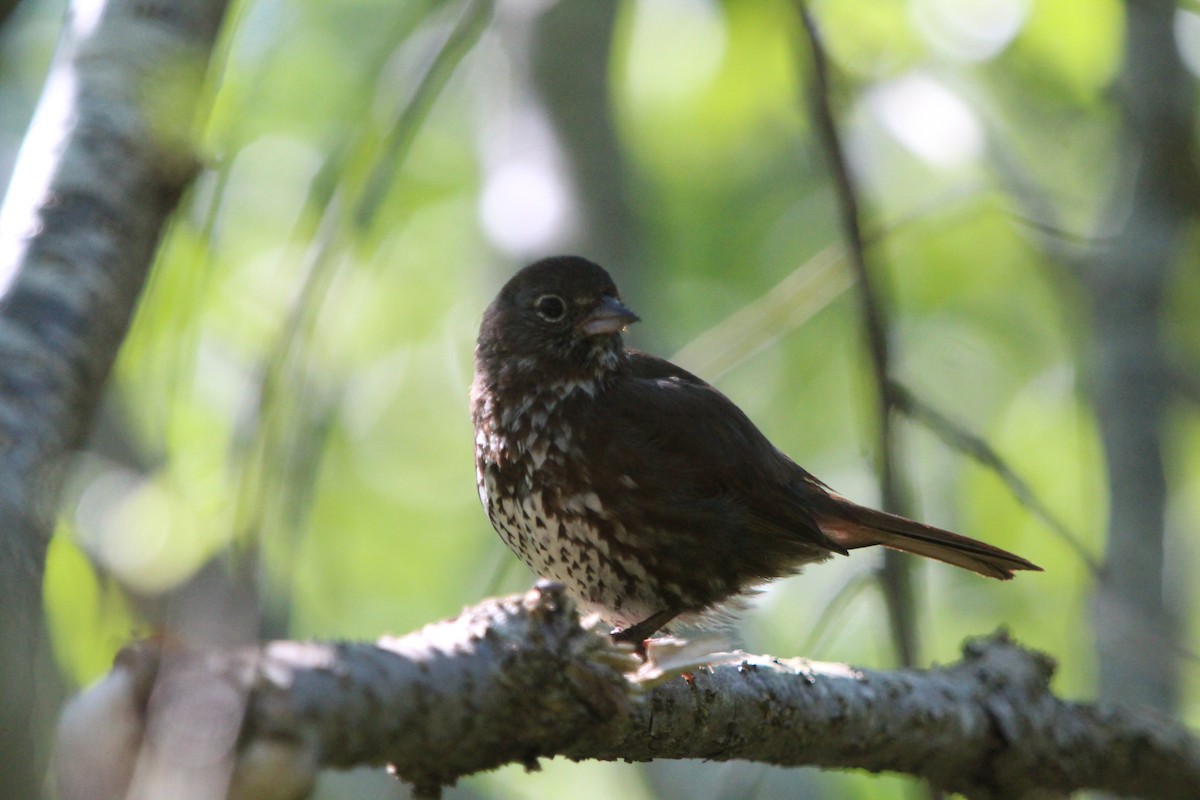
<box><xmin>580</xmin><ymin>352</ymin><xmax>848</xmax><ymax>578</ymax></box>
<box><xmin>585</xmin><ymin>352</ymin><xmax>1041</xmax><ymax>584</ymax></box>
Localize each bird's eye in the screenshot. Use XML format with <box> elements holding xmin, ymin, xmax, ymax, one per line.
<box><xmin>534</xmin><ymin>294</ymin><xmax>567</xmax><ymax>322</ymax></box>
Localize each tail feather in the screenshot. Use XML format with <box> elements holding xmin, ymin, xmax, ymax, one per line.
<box><xmin>817</xmin><ymin>502</ymin><xmax>1041</xmax><ymax>580</ymax></box>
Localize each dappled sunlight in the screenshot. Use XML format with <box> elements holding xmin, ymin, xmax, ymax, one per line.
<box><xmin>0</xmin><ymin>66</ymin><xmax>73</xmax><ymax>296</ymax></box>
<box><xmin>868</xmin><ymin>73</ymin><xmax>983</xmax><ymax>168</ymax></box>
<box><xmin>0</xmin><ymin>0</ymin><xmax>1193</xmax><ymax>796</ymax></box>
<box><xmin>1175</xmin><ymin>9</ymin><xmax>1200</xmax><ymax>78</ymax></box>
<box><xmin>480</xmin><ymin>157</ymin><xmax>570</xmax><ymax>255</ymax></box>
<box><xmin>909</xmin><ymin>0</ymin><xmax>1030</xmax><ymax>62</ymax></box>
<box><xmin>621</xmin><ymin>0</ymin><xmax>728</xmax><ymax>107</ymax></box>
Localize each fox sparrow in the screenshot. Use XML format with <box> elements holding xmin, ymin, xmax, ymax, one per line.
<box><xmin>471</xmin><ymin>256</ymin><xmax>1040</xmax><ymax>645</ymax></box>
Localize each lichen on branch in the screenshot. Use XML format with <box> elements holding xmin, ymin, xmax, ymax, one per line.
<box><xmin>55</xmin><ymin>585</ymin><xmax>1200</xmax><ymax>800</ymax></box>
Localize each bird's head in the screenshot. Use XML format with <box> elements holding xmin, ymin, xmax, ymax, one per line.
<box><xmin>476</xmin><ymin>256</ymin><xmax>639</xmax><ymax>389</ymax></box>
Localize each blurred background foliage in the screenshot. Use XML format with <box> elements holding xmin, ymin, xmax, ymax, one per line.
<box><xmin>3</xmin><ymin>0</ymin><xmax>1198</xmax><ymax>797</ymax></box>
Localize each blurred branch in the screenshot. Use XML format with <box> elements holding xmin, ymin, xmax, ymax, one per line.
<box><xmin>669</xmin><ymin>186</ymin><xmax>1003</xmax><ymax>380</ymax></box>
<box><xmin>56</xmin><ymin>586</ymin><xmax>1200</xmax><ymax>800</ymax></box>
<box><xmin>671</xmin><ymin>244</ymin><xmax>852</xmax><ymax>378</ymax></box>
<box><xmin>889</xmin><ymin>381</ymin><xmax>1101</xmax><ymax>574</ymax></box>
<box><xmin>0</xmin><ymin>1</ymin><xmax>230</xmax><ymax>797</ymax></box>
<box><xmin>230</xmin><ymin>0</ymin><xmax>492</xmax><ymax>633</ymax></box>
<box><xmin>355</xmin><ymin>0</ymin><xmax>494</xmax><ymax>230</ymax></box>
<box><xmin>983</xmin><ymin>132</ymin><xmax>1091</xmax><ymax>276</ymax></box>
<box><xmin>794</xmin><ymin>4</ymin><xmax>919</xmax><ymax>668</ymax></box>
<box><xmin>799</xmin><ymin>563</ymin><xmax>878</xmax><ymax>654</ymax></box>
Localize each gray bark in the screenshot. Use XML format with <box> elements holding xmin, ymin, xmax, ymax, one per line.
<box><xmin>55</xmin><ymin>585</ymin><xmax>1200</xmax><ymax>800</ymax></box>
<box><xmin>0</xmin><ymin>1</ymin><xmax>230</xmax><ymax>797</ymax></box>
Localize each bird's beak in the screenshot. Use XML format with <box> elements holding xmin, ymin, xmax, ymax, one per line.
<box><xmin>579</xmin><ymin>296</ymin><xmax>640</xmax><ymax>337</ymax></box>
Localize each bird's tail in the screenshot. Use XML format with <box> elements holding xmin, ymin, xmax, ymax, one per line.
<box><xmin>816</xmin><ymin>500</ymin><xmax>1041</xmax><ymax>580</ymax></box>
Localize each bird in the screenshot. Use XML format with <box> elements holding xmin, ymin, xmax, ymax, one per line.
<box><xmin>471</xmin><ymin>255</ymin><xmax>1041</xmax><ymax>647</ymax></box>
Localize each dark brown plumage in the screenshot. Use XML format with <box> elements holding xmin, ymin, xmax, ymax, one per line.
<box><xmin>471</xmin><ymin>256</ymin><xmax>1040</xmax><ymax>645</ymax></box>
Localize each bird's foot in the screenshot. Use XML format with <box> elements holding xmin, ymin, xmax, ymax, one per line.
<box><xmin>610</xmin><ymin>609</ymin><xmax>679</xmax><ymax>660</ymax></box>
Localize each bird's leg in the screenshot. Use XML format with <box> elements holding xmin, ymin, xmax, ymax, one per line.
<box><xmin>610</xmin><ymin>609</ymin><xmax>679</xmax><ymax>657</ymax></box>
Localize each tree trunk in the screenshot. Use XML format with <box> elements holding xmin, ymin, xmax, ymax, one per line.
<box><xmin>1089</xmin><ymin>0</ymin><xmax>1195</xmax><ymax>716</ymax></box>
<box><xmin>0</xmin><ymin>2</ymin><xmax>230</xmax><ymax>796</ymax></box>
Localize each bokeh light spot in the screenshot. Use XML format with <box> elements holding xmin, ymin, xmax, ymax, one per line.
<box><xmin>479</xmin><ymin>159</ymin><xmax>569</xmax><ymax>256</ymax></box>
<box><xmin>869</xmin><ymin>73</ymin><xmax>983</xmax><ymax>167</ymax></box>
<box><xmin>910</xmin><ymin>0</ymin><xmax>1031</xmax><ymax>62</ymax></box>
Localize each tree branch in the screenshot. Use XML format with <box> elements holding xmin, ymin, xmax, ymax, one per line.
<box><xmin>794</xmin><ymin>3</ymin><xmax>919</xmax><ymax>668</ymax></box>
<box><xmin>56</xmin><ymin>585</ymin><xmax>1200</xmax><ymax>800</ymax></box>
